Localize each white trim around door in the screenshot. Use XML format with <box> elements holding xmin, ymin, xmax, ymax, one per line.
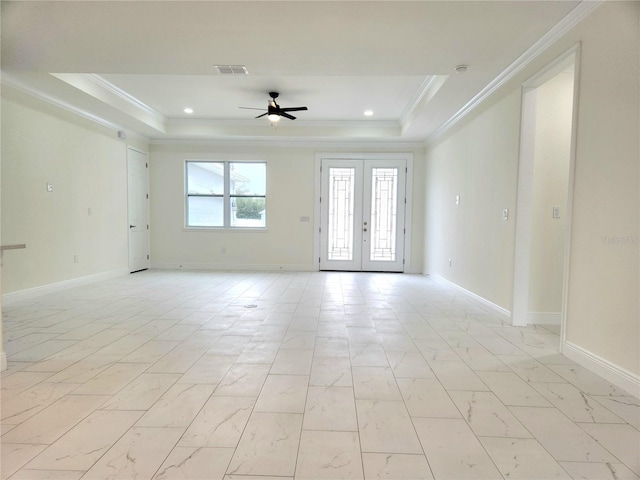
<box><xmin>127</xmin><ymin>147</ymin><xmax>151</xmax><ymax>273</ymax></box>
<box><xmin>512</xmin><ymin>44</ymin><xmax>580</xmax><ymax>342</ymax></box>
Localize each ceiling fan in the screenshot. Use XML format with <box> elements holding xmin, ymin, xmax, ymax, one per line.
<box><xmin>240</xmin><ymin>91</ymin><xmax>308</xmax><ymax>122</ymax></box>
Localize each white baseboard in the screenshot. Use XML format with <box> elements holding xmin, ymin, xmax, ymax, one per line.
<box><xmin>150</xmin><ymin>262</ymin><xmax>314</xmax><ymax>272</ymax></box>
<box><xmin>1</xmin><ymin>268</ymin><xmax>130</xmax><ymax>305</ymax></box>
<box><xmin>563</xmin><ymin>341</ymin><xmax>640</xmax><ymax>398</ymax></box>
<box><xmin>430</xmin><ymin>274</ymin><xmax>511</xmax><ymax>318</ymax></box>
<box><xmin>528</xmin><ymin>311</ymin><xmax>561</xmax><ymax>325</ymax></box>
<box><xmin>1</xmin><ymin>351</ymin><xmax>7</xmax><ymax>372</ymax></box>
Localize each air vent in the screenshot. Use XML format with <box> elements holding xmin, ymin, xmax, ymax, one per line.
<box><xmin>214</xmin><ymin>65</ymin><xmax>249</xmax><ymax>75</ymax></box>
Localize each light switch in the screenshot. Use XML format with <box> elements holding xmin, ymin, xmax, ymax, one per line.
<box><xmin>503</xmin><ymin>208</ymin><xmax>509</xmax><ymax>220</ymax></box>
<box><xmin>455</xmin><ymin>195</ymin><xmax>460</xmax><ymax>205</ymax></box>
<box><xmin>553</xmin><ymin>206</ymin><xmax>561</xmax><ymax>219</ymax></box>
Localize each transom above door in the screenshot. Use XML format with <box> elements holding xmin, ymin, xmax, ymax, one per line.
<box><xmin>318</xmin><ymin>157</ymin><xmax>408</xmax><ymax>272</ymax></box>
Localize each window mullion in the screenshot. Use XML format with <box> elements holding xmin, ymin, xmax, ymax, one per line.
<box><xmin>224</xmin><ymin>161</ymin><xmax>230</xmax><ymax>228</ymax></box>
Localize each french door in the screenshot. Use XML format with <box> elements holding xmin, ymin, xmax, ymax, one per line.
<box><xmin>319</xmin><ymin>158</ymin><xmax>406</xmax><ymax>272</ymax></box>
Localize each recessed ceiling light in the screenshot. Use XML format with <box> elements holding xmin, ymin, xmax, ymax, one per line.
<box><xmin>184</xmin><ymin>107</ymin><xmax>194</xmax><ymax>114</ymax></box>
<box><xmin>364</xmin><ymin>110</ymin><xmax>374</xmax><ymax>117</ymax></box>
<box><xmin>455</xmin><ymin>65</ymin><xmax>468</xmax><ymax>73</ymax></box>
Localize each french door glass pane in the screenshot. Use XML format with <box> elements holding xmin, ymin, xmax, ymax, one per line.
<box><xmin>370</xmin><ymin>167</ymin><xmax>397</xmax><ymax>261</ymax></box>
<box><xmin>187</xmin><ymin>196</ymin><xmax>223</xmax><ymax>227</ymax></box>
<box><xmin>328</xmin><ymin>167</ymin><xmax>355</xmax><ymax>261</ymax></box>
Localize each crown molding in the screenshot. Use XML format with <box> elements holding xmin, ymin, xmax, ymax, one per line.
<box><xmin>83</xmin><ymin>74</ymin><xmax>165</xmax><ymax>122</ymax></box>
<box><xmin>165</xmin><ymin>117</ymin><xmax>400</xmax><ymax>129</ymax></box>
<box><xmin>400</xmin><ymin>75</ymin><xmax>438</xmax><ymax>125</ymax></box>
<box><xmin>400</xmin><ymin>74</ymin><xmax>448</xmax><ymax>130</ymax></box>
<box><xmin>425</xmin><ymin>0</ymin><xmax>603</xmax><ymax>146</ymax></box>
<box><xmin>2</xmin><ymin>72</ymin><xmax>122</xmax><ymax>132</ymax></box>
<box><xmin>51</xmin><ymin>73</ymin><xmax>166</xmax><ymax>132</ymax></box>
<box><xmin>149</xmin><ymin>137</ymin><xmax>426</xmax><ymax>150</ymax></box>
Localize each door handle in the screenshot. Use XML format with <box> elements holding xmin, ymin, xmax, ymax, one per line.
<box><xmin>129</xmin><ymin>225</ymin><xmax>136</xmax><ymax>229</ymax></box>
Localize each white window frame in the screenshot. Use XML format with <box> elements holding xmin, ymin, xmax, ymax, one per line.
<box><xmin>185</xmin><ymin>160</ymin><xmax>267</xmax><ymax>229</ymax></box>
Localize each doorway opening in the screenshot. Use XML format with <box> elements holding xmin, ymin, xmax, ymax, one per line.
<box><xmin>512</xmin><ymin>46</ymin><xmax>580</xmax><ymax>351</ymax></box>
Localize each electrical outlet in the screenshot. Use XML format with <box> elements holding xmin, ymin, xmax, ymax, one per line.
<box><xmin>46</xmin><ymin>183</ymin><xmax>54</xmax><ymax>192</ymax></box>
<box><xmin>455</xmin><ymin>195</ymin><xmax>460</xmax><ymax>205</ymax></box>
<box><xmin>553</xmin><ymin>206</ymin><xmax>561</xmax><ymax>219</ymax></box>
<box><xmin>503</xmin><ymin>208</ymin><xmax>509</xmax><ymax>220</ymax></box>
<box><xmin>448</xmin><ymin>258</ymin><xmax>453</xmax><ymax>267</ymax></box>
<box><xmin>73</xmin><ymin>254</ymin><xmax>79</xmax><ymax>263</ymax></box>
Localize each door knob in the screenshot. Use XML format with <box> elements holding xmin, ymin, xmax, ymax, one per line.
<box><xmin>129</xmin><ymin>225</ymin><xmax>136</xmax><ymax>229</ymax></box>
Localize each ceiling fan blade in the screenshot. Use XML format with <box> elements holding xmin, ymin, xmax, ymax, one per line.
<box><xmin>241</xmin><ymin>93</ymin><xmax>307</xmax><ymax>121</ymax></box>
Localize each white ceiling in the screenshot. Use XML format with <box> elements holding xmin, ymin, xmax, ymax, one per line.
<box><xmin>1</xmin><ymin>1</ymin><xmax>583</xmax><ymax>144</ymax></box>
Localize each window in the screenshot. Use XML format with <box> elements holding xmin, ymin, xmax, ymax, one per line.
<box><xmin>186</xmin><ymin>161</ymin><xmax>266</xmax><ymax>228</ymax></box>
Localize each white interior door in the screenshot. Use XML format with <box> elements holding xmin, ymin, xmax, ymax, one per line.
<box><xmin>320</xmin><ymin>158</ymin><xmax>406</xmax><ymax>272</ymax></box>
<box><xmin>127</xmin><ymin>148</ymin><xmax>150</xmax><ymax>273</ymax></box>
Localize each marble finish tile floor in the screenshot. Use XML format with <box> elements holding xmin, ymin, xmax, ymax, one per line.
<box><xmin>1</xmin><ymin>270</ymin><xmax>639</xmax><ymax>480</ymax></box>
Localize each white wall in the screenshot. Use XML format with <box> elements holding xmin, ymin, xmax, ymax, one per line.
<box><xmin>563</xmin><ymin>2</ymin><xmax>639</xmax><ymax>378</ymax></box>
<box><xmin>1</xmin><ymin>84</ymin><xmax>4</xmax><ymax>370</ymax></box>
<box><xmin>150</xmin><ymin>143</ymin><xmax>425</xmax><ymax>273</ymax></box>
<box><xmin>1</xmin><ymin>86</ymin><xmax>133</xmax><ymax>295</ymax></box>
<box><xmin>424</xmin><ymin>90</ymin><xmax>520</xmax><ymax>310</ymax></box>
<box><xmin>424</xmin><ymin>2</ymin><xmax>639</xmax><ymax>382</ymax></box>
<box><xmin>528</xmin><ymin>70</ymin><xmax>574</xmax><ymax>315</ymax></box>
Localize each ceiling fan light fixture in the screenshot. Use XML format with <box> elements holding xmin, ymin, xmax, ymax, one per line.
<box><xmin>364</xmin><ymin>110</ymin><xmax>374</xmax><ymax>117</ymax></box>
<box><xmin>184</xmin><ymin>107</ymin><xmax>194</xmax><ymax>114</ymax></box>
<box><xmin>268</xmin><ymin>113</ymin><xmax>281</xmax><ymax>122</ymax></box>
